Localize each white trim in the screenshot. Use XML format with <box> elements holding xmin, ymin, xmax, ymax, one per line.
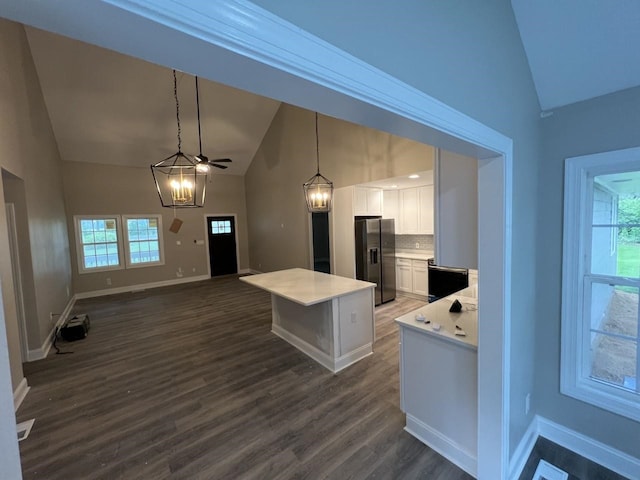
<box><xmin>12</xmin><ymin>378</ymin><xmax>29</xmax><ymax>412</ymax></box>
<box><xmin>0</xmin><ymin>1</ymin><xmax>513</xmax><ymax>476</ymax></box>
<box><xmin>405</xmin><ymin>413</ymin><xmax>477</xmax><ymax>477</ymax></box>
<box><xmin>249</xmin><ymin>269</ymin><xmax>264</xmax><ymax>275</ymax></box>
<box><xmin>27</xmin><ymin>294</ymin><xmax>76</xmax><ymax>361</ymax></box>
<box><xmin>238</xmin><ymin>268</ymin><xmax>251</xmax><ymax>274</ymax></box>
<box><xmin>271</xmin><ymin>324</ymin><xmax>372</xmax><ymax>374</ymax></box>
<box><xmin>508</xmin><ymin>415</ymin><xmax>540</xmax><ymax>480</ymax></box>
<box><xmin>203</xmin><ymin>213</ymin><xmax>240</xmax><ymax>277</ymax></box>
<box><xmin>74</xmin><ymin>274</ymin><xmax>210</xmax><ymax>299</ymax></box>
<box><xmin>537</xmin><ymin>416</ymin><xmax>640</xmax><ymax>480</ymax></box>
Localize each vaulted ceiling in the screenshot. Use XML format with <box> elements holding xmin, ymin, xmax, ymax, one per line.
<box><xmin>25</xmin><ymin>27</ymin><xmax>281</xmax><ymax>176</ymax></box>
<box><xmin>511</xmin><ymin>0</ymin><xmax>640</xmax><ymax>110</ymax></box>
<box><xmin>20</xmin><ymin>2</ymin><xmax>640</xmax><ymax>177</ymax></box>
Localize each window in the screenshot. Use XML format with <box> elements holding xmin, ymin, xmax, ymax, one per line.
<box><xmin>562</xmin><ymin>147</ymin><xmax>640</xmax><ymax>421</ymax></box>
<box><xmin>123</xmin><ymin>215</ymin><xmax>164</xmax><ymax>268</ymax></box>
<box><xmin>210</xmin><ymin>220</ymin><xmax>231</xmax><ymax>234</ymax></box>
<box><xmin>74</xmin><ymin>216</ymin><xmax>122</xmax><ymax>273</ymax></box>
<box><xmin>74</xmin><ymin>215</ymin><xmax>165</xmax><ymax>273</ymax></box>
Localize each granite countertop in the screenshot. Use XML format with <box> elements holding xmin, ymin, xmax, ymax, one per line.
<box><xmin>394</xmin><ymin>251</ymin><xmax>434</xmax><ymax>261</ymax></box>
<box><xmin>395</xmin><ymin>284</ymin><xmax>478</xmax><ymax>350</ymax></box>
<box><xmin>240</xmin><ymin>268</ymin><xmax>376</xmax><ymax>307</ymax></box>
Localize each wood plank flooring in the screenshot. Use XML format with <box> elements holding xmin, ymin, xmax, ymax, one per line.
<box><xmin>18</xmin><ymin>275</ymin><xmax>473</xmax><ymax>480</ymax></box>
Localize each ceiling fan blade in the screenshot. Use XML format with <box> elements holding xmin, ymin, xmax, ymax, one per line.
<box><xmin>210</xmin><ymin>158</ymin><xmax>232</xmax><ymax>163</ymax></box>
<box><xmin>212</xmin><ymin>163</ymin><xmax>228</xmax><ymax>169</ymax></box>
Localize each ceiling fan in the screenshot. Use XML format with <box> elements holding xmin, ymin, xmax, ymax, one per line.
<box><xmin>194</xmin><ymin>76</ymin><xmax>233</xmax><ymax>171</ymax></box>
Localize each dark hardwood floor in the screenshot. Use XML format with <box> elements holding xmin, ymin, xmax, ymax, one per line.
<box><xmin>18</xmin><ymin>276</ymin><xmax>473</xmax><ymax>480</ymax></box>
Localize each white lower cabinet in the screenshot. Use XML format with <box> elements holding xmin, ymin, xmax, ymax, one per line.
<box><xmin>395</xmin><ymin>257</ymin><xmax>428</xmax><ymax>297</ymax></box>
<box><xmin>411</xmin><ymin>260</ymin><xmax>428</xmax><ymax>296</ymax></box>
<box><xmin>396</xmin><ymin>258</ymin><xmax>412</xmax><ymax>293</ymax></box>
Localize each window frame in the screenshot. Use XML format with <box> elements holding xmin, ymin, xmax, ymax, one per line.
<box><xmin>561</xmin><ymin>147</ymin><xmax>640</xmax><ymax>422</ymax></box>
<box><xmin>122</xmin><ymin>214</ymin><xmax>165</xmax><ymax>269</ymax></box>
<box><xmin>73</xmin><ymin>215</ymin><xmax>124</xmax><ymax>274</ymax></box>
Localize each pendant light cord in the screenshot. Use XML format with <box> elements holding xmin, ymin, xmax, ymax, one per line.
<box><xmin>196</xmin><ymin>76</ymin><xmax>203</xmax><ymax>155</ymax></box>
<box><xmin>315</xmin><ymin>112</ymin><xmax>320</xmax><ymax>175</ymax></box>
<box><xmin>173</xmin><ymin>69</ymin><xmax>182</xmax><ymax>152</ymax></box>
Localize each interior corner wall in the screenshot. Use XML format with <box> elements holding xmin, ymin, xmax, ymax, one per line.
<box><xmin>0</xmin><ymin>18</ymin><xmax>72</xmax><ymax>362</ymax></box>
<box><xmin>0</xmin><ymin>17</ymin><xmax>70</xmax><ymax>479</ymax></box>
<box><xmin>538</xmin><ymin>86</ymin><xmax>640</xmax><ymax>458</ymax></box>
<box><xmin>244</xmin><ymin>104</ymin><xmax>434</xmax><ymax>273</ymax></box>
<box><xmin>62</xmin><ymin>161</ymin><xmax>250</xmax><ymax>293</ymax></box>
<box><xmin>248</xmin><ymin>0</ymin><xmax>541</xmax><ymax>459</ymax></box>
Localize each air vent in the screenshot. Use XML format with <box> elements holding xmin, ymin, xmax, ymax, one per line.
<box><xmin>17</xmin><ymin>418</ymin><xmax>35</xmax><ymax>442</ymax></box>
<box><xmin>533</xmin><ymin>459</ymin><xmax>568</xmax><ymax>480</ymax></box>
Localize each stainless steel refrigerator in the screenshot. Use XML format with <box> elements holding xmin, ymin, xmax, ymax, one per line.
<box><xmin>355</xmin><ymin>218</ymin><xmax>396</xmax><ymax>306</ymax></box>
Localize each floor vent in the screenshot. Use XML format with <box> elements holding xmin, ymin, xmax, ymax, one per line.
<box><xmin>17</xmin><ymin>419</ymin><xmax>35</xmax><ymax>442</ymax></box>
<box><xmin>533</xmin><ymin>459</ymin><xmax>569</xmax><ymax>480</ymax></box>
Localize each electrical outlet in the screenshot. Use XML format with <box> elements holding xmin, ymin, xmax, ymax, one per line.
<box><xmin>415</xmin><ymin>242</ymin><xmax>420</xmax><ymax>248</ymax></box>
<box><xmin>525</xmin><ymin>393</ymin><xmax>531</xmax><ymax>415</ymax></box>
<box><xmin>49</xmin><ymin>312</ymin><xmax>54</xmax><ymax>321</ymax></box>
<box><xmin>106</xmin><ymin>277</ymin><xmax>112</xmax><ymax>286</ymax></box>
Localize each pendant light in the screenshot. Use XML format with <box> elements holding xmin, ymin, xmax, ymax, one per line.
<box><xmin>151</xmin><ymin>70</ymin><xmax>207</xmax><ymax>208</ymax></box>
<box><xmin>303</xmin><ymin>112</ymin><xmax>333</xmax><ymax>213</ymax></box>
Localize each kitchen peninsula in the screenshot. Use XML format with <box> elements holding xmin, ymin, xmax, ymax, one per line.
<box><xmin>395</xmin><ymin>284</ymin><xmax>478</xmax><ymax>477</ymax></box>
<box><xmin>240</xmin><ymin>268</ymin><xmax>376</xmax><ymax>373</ymax></box>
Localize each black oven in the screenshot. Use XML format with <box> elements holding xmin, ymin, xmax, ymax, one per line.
<box><xmin>427</xmin><ymin>259</ymin><xmax>469</xmax><ymax>303</ymax></box>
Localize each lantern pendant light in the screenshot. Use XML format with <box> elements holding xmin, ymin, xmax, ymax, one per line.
<box><xmin>151</xmin><ymin>70</ymin><xmax>207</xmax><ymax>208</ymax></box>
<box><xmin>303</xmin><ymin>112</ymin><xmax>333</xmax><ymax>213</ymax></box>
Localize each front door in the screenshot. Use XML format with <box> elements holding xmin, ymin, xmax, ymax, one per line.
<box><xmin>207</xmin><ymin>216</ymin><xmax>238</xmax><ymax>276</ymax></box>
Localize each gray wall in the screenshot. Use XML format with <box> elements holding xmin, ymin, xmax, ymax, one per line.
<box><xmin>245</xmin><ymin>104</ymin><xmax>434</xmax><ymax>273</ymax></box>
<box><xmin>250</xmin><ymin>0</ymin><xmax>541</xmax><ymax>458</ymax></box>
<box><xmin>538</xmin><ymin>86</ymin><xmax>640</xmax><ymax>457</ymax></box>
<box><xmin>62</xmin><ymin>161</ymin><xmax>250</xmax><ymax>293</ymax></box>
<box><xmin>0</xmin><ymin>18</ymin><xmax>72</xmax><ymax>375</ymax></box>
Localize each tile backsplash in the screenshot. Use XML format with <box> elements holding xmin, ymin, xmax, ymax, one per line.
<box><xmin>395</xmin><ymin>234</ymin><xmax>434</xmax><ymax>251</ymax></box>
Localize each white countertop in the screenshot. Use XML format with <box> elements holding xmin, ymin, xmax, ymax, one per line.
<box><xmin>395</xmin><ymin>284</ymin><xmax>478</xmax><ymax>350</ymax></box>
<box><xmin>395</xmin><ymin>251</ymin><xmax>433</xmax><ymax>261</ymax></box>
<box><xmin>240</xmin><ymin>268</ymin><xmax>376</xmax><ymax>306</ymax></box>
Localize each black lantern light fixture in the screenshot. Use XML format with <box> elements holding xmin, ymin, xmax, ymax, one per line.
<box><xmin>151</xmin><ymin>70</ymin><xmax>207</xmax><ymax>208</ymax></box>
<box><xmin>303</xmin><ymin>112</ymin><xmax>333</xmax><ymax>213</ymax></box>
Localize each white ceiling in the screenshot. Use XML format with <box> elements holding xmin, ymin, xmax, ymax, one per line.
<box><xmin>512</xmin><ymin>0</ymin><xmax>640</xmax><ymax>110</ymax></box>
<box><xmin>358</xmin><ymin>171</ymin><xmax>434</xmax><ymax>190</ymax></box>
<box><xmin>25</xmin><ymin>27</ymin><xmax>281</xmax><ymax>176</ymax></box>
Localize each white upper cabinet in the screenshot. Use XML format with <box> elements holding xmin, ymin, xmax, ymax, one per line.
<box><xmin>418</xmin><ymin>185</ymin><xmax>434</xmax><ymax>234</ymax></box>
<box><xmin>353</xmin><ymin>186</ymin><xmax>383</xmax><ymax>216</ymax></box>
<box><xmin>434</xmin><ymin>149</ymin><xmax>478</xmax><ymax>269</ymax></box>
<box><xmin>400</xmin><ymin>188</ymin><xmax>419</xmax><ymax>233</ymax></box>
<box><xmin>383</xmin><ymin>189</ymin><xmax>398</xmax><ymax>221</ymax></box>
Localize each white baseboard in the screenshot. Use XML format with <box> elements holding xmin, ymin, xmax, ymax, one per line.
<box><xmin>508</xmin><ymin>416</ymin><xmax>539</xmax><ymax>480</ymax></box>
<box><xmin>13</xmin><ymin>377</ymin><xmax>30</xmax><ymax>411</ymax></box>
<box><xmin>238</xmin><ymin>268</ymin><xmax>251</xmax><ymax>274</ymax></box>
<box><xmin>27</xmin><ymin>294</ymin><xmax>76</xmax><ymax>361</ymax></box>
<box><xmin>249</xmin><ymin>269</ymin><xmax>264</xmax><ymax>275</ymax></box>
<box><xmin>334</xmin><ymin>343</ymin><xmax>373</xmax><ymax>373</ymax></box>
<box><xmin>271</xmin><ymin>324</ymin><xmax>335</xmax><ymax>372</ymax></box>
<box><xmin>508</xmin><ymin>415</ymin><xmax>640</xmax><ymax>480</ymax></box>
<box><xmin>74</xmin><ymin>274</ymin><xmax>210</xmax><ymax>299</ymax></box>
<box><xmin>537</xmin><ymin>416</ymin><xmax>640</xmax><ymax>480</ymax></box>
<box><xmin>405</xmin><ymin>413</ymin><xmax>477</xmax><ymax>478</ymax></box>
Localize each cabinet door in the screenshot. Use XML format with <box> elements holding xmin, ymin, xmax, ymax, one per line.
<box><xmin>412</xmin><ymin>260</ymin><xmax>428</xmax><ymax>296</ymax></box>
<box><xmin>396</xmin><ymin>260</ymin><xmax>412</xmax><ymax>293</ymax></box>
<box><xmin>354</xmin><ymin>187</ymin><xmax>368</xmax><ymax>216</ymax></box>
<box><xmin>418</xmin><ymin>185</ymin><xmax>434</xmax><ymax>234</ymax></box>
<box><xmin>367</xmin><ymin>189</ymin><xmax>383</xmax><ymax>216</ymax></box>
<box><xmin>383</xmin><ymin>190</ymin><xmax>399</xmax><ymax>224</ymax></box>
<box><xmin>400</xmin><ymin>188</ymin><xmax>419</xmax><ymax>234</ymax></box>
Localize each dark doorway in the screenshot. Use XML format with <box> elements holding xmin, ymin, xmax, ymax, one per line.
<box><xmin>207</xmin><ymin>216</ymin><xmax>238</xmax><ymax>276</ymax></box>
<box><xmin>312</xmin><ymin>212</ymin><xmax>330</xmax><ymax>274</ymax></box>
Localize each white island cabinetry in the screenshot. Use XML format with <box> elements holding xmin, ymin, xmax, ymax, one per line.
<box><xmin>241</xmin><ymin>268</ymin><xmax>376</xmax><ymax>373</ymax></box>
<box><xmin>395</xmin><ymin>285</ymin><xmax>478</xmax><ymax>477</ymax></box>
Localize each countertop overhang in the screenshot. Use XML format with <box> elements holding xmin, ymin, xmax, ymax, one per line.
<box><xmin>240</xmin><ymin>268</ymin><xmax>376</xmax><ymax>306</ymax></box>
<box><xmin>395</xmin><ymin>284</ymin><xmax>478</xmax><ymax>350</ymax></box>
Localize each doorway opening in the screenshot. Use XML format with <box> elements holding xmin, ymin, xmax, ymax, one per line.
<box><xmin>311</xmin><ymin>212</ymin><xmax>330</xmax><ymax>274</ymax></box>
<box><xmin>206</xmin><ymin>215</ymin><xmax>238</xmax><ymax>277</ymax></box>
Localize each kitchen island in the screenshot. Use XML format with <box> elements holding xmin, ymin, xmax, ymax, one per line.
<box><xmin>240</xmin><ymin>268</ymin><xmax>376</xmax><ymax>373</ymax></box>
<box><xmin>395</xmin><ymin>284</ymin><xmax>478</xmax><ymax>477</ymax></box>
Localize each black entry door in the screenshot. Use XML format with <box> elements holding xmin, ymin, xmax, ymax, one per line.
<box><xmin>207</xmin><ymin>216</ymin><xmax>238</xmax><ymax>276</ymax></box>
